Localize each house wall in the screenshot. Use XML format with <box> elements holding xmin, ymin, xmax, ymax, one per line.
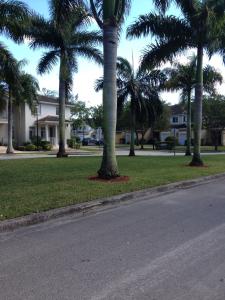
<box><xmin>170</xmin><ymin>114</ymin><xmax>187</xmax><ymax>126</ymax></box>
<box><xmin>22</xmin><ymin>102</ymin><xmax>71</xmax><ymax>144</ymax></box>
<box><xmin>0</xmin><ymin>124</ymin><xmax>7</xmax><ymax>145</ymax></box>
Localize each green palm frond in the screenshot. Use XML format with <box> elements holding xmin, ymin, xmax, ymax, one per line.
<box><xmin>29</xmin><ymin>16</ymin><xmax>62</xmax><ymax>49</ymax></box>
<box><xmin>127</xmin><ymin>13</ymin><xmax>191</xmax><ymax>41</ymax></box>
<box><xmin>38</xmin><ymin>50</ymin><xmax>59</xmax><ymax>74</ymax></box>
<box><xmin>74</xmin><ymin>46</ymin><xmax>103</xmax><ymax>65</ymax></box>
<box><xmin>0</xmin><ymin>0</ymin><xmax>30</xmax><ymax>42</ymax></box>
<box><xmin>141</xmin><ymin>38</ymin><xmax>189</xmax><ymax>69</ymax></box>
<box><xmin>71</xmin><ymin>30</ymin><xmax>103</xmax><ymax>46</ymax></box>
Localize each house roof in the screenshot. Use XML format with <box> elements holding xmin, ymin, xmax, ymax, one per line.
<box><xmin>36</xmin><ymin>115</ymin><xmax>71</xmax><ymax>123</ymax></box>
<box><xmin>171</xmin><ymin>104</ymin><xmax>186</xmax><ymax>115</ymax></box>
<box><xmin>38</xmin><ymin>95</ymin><xmax>58</xmax><ymax>104</ymax></box>
<box><xmin>37</xmin><ymin>95</ymin><xmax>74</xmax><ymax>106</ymax></box>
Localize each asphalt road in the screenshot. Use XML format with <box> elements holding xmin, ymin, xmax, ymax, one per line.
<box><xmin>1</xmin><ymin>178</ymin><xmax>225</xmax><ymax>299</ymax></box>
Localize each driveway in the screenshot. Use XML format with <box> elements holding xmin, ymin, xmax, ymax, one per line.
<box><xmin>1</xmin><ymin>178</ymin><xmax>225</xmax><ymax>299</ymax></box>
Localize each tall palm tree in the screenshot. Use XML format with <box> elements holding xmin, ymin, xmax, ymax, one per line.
<box><xmin>0</xmin><ymin>58</ymin><xmax>39</xmax><ymax>154</ymax></box>
<box><xmin>165</xmin><ymin>56</ymin><xmax>223</xmax><ymax>156</ymax></box>
<box><xmin>90</xmin><ymin>0</ymin><xmax>131</xmax><ymax>178</ymax></box>
<box><xmin>127</xmin><ymin>0</ymin><xmax>225</xmax><ymax>166</ymax></box>
<box><xmin>29</xmin><ymin>1</ymin><xmax>102</xmax><ymax>157</ymax></box>
<box><xmin>95</xmin><ymin>57</ymin><xmax>164</xmax><ymax>156</ymax></box>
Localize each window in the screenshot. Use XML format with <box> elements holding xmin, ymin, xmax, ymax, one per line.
<box><xmin>41</xmin><ymin>127</ymin><xmax>46</xmax><ymax>139</ymax></box>
<box><xmin>33</xmin><ymin>104</ymin><xmax>41</xmax><ymax>116</ymax></box>
<box><xmin>37</xmin><ymin>104</ymin><xmax>41</xmax><ymax>115</ymax></box>
<box><xmin>56</xmin><ymin>106</ymin><xmax>59</xmax><ymax>116</ymax></box>
<box><xmin>29</xmin><ymin>127</ymin><xmax>35</xmax><ymax>140</ymax></box>
<box><xmin>183</xmin><ymin>116</ymin><xmax>187</xmax><ymax>122</ymax></box>
<box><xmin>172</xmin><ymin>116</ymin><xmax>178</xmax><ymax>123</ymax></box>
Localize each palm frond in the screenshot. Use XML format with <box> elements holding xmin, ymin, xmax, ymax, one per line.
<box><xmin>37</xmin><ymin>50</ymin><xmax>59</xmax><ymax>74</ymax></box>
<box><xmin>127</xmin><ymin>13</ymin><xmax>191</xmax><ymax>41</ymax></box>
<box><xmin>74</xmin><ymin>46</ymin><xmax>103</xmax><ymax>65</ymax></box>
<box><xmin>141</xmin><ymin>38</ymin><xmax>190</xmax><ymax>70</ymax></box>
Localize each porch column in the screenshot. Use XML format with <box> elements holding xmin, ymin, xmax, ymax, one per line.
<box><xmin>45</xmin><ymin>125</ymin><xmax>49</xmax><ymax>142</ymax></box>
<box><xmin>55</xmin><ymin>125</ymin><xmax>58</xmax><ymax>146</ymax></box>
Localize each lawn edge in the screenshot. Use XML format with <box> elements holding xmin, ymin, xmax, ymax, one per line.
<box><xmin>1</xmin><ymin>172</ymin><xmax>225</xmax><ymax>233</ymax></box>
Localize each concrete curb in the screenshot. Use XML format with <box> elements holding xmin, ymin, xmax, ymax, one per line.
<box><xmin>1</xmin><ymin>172</ymin><xmax>225</xmax><ymax>233</ymax></box>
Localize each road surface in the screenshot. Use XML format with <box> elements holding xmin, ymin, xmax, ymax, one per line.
<box><xmin>1</xmin><ymin>178</ymin><xmax>225</xmax><ymax>299</ymax></box>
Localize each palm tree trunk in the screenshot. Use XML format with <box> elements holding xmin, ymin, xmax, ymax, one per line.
<box><xmin>135</xmin><ymin>130</ymin><xmax>139</xmax><ymax>146</ymax></box>
<box><xmin>57</xmin><ymin>55</ymin><xmax>67</xmax><ymax>158</ymax></box>
<box><xmin>190</xmin><ymin>45</ymin><xmax>204</xmax><ymax>166</ymax></box>
<box><xmin>98</xmin><ymin>25</ymin><xmax>119</xmax><ymax>178</ymax></box>
<box><xmin>185</xmin><ymin>90</ymin><xmax>192</xmax><ymax>156</ymax></box>
<box><xmin>6</xmin><ymin>91</ymin><xmax>14</xmax><ymax>154</ymax></box>
<box><xmin>140</xmin><ymin>131</ymin><xmax>144</xmax><ymax>150</ymax></box>
<box><xmin>129</xmin><ymin>101</ymin><xmax>135</xmax><ymax>156</ymax></box>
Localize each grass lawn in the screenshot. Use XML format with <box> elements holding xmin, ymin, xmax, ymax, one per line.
<box><xmin>1</xmin><ymin>155</ymin><xmax>225</xmax><ymax>221</ymax></box>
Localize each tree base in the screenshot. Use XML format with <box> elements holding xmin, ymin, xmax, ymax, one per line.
<box><xmin>129</xmin><ymin>151</ymin><xmax>135</xmax><ymax>157</ymax></box>
<box><xmin>189</xmin><ymin>156</ymin><xmax>204</xmax><ymax>167</ymax></box>
<box><xmin>57</xmin><ymin>152</ymin><xmax>68</xmax><ymax>158</ymax></box>
<box><xmin>6</xmin><ymin>149</ymin><xmax>14</xmax><ymax>154</ymax></box>
<box><xmin>185</xmin><ymin>150</ymin><xmax>192</xmax><ymax>156</ymax></box>
<box><xmin>98</xmin><ymin>168</ymin><xmax>120</xmax><ymax>180</ymax></box>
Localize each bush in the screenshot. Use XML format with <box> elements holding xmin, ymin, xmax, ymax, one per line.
<box><xmin>31</xmin><ymin>136</ymin><xmax>42</xmax><ymax>146</ymax></box>
<box><xmin>25</xmin><ymin>144</ymin><xmax>36</xmax><ymax>151</ymax></box>
<box><xmin>75</xmin><ymin>143</ymin><xmax>81</xmax><ymax>149</ymax></box>
<box><xmin>165</xmin><ymin>136</ymin><xmax>179</xmax><ymax>146</ymax></box>
<box><xmin>67</xmin><ymin>139</ymin><xmax>76</xmax><ymax>148</ymax></box>
<box><xmin>40</xmin><ymin>141</ymin><xmax>52</xmax><ymax>151</ymax></box>
<box><xmin>17</xmin><ymin>146</ymin><xmax>26</xmax><ymax>151</ymax></box>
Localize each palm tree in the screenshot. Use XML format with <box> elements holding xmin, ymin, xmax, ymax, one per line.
<box><xmin>95</xmin><ymin>57</ymin><xmax>164</xmax><ymax>156</ymax></box>
<box><xmin>29</xmin><ymin>1</ymin><xmax>102</xmax><ymax>157</ymax></box>
<box><xmin>127</xmin><ymin>0</ymin><xmax>225</xmax><ymax>166</ymax></box>
<box><xmin>165</xmin><ymin>55</ymin><xmax>223</xmax><ymax>156</ymax></box>
<box><xmin>90</xmin><ymin>0</ymin><xmax>131</xmax><ymax>178</ymax></box>
<box><xmin>0</xmin><ymin>58</ymin><xmax>39</xmax><ymax>154</ymax></box>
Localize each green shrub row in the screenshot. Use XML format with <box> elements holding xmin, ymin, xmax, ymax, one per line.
<box><xmin>17</xmin><ymin>140</ymin><xmax>53</xmax><ymax>151</ymax></box>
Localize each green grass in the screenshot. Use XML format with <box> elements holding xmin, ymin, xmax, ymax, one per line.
<box><xmin>1</xmin><ymin>155</ymin><xmax>225</xmax><ymax>220</ymax></box>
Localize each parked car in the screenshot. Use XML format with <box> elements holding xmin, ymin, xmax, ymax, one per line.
<box><xmin>82</xmin><ymin>138</ymin><xmax>97</xmax><ymax>146</ymax></box>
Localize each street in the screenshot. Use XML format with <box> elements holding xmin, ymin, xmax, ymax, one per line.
<box><xmin>1</xmin><ymin>178</ymin><xmax>225</xmax><ymax>299</ymax></box>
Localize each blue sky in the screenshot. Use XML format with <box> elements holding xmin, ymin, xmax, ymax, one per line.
<box><xmin>2</xmin><ymin>1</ymin><xmax>224</xmax><ymax>106</ymax></box>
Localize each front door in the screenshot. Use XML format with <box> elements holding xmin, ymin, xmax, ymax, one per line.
<box><xmin>49</xmin><ymin>126</ymin><xmax>55</xmax><ymax>145</ymax></box>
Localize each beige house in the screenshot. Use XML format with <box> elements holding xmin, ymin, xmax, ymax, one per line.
<box><xmin>0</xmin><ymin>95</ymin><xmax>72</xmax><ymax>147</ymax></box>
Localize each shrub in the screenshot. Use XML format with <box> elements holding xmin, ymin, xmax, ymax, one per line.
<box><xmin>31</xmin><ymin>136</ymin><xmax>42</xmax><ymax>146</ymax></box>
<box><xmin>67</xmin><ymin>139</ymin><xmax>76</xmax><ymax>148</ymax></box>
<box><xmin>40</xmin><ymin>141</ymin><xmax>53</xmax><ymax>151</ymax></box>
<box><xmin>17</xmin><ymin>146</ymin><xmax>26</xmax><ymax>151</ymax></box>
<box><xmin>75</xmin><ymin>143</ymin><xmax>81</xmax><ymax>149</ymax></box>
<box><xmin>165</xmin><ymin>136</ymin><xmax>179</xmax><ymax>146</ymax></box>
<box><xmin>25</xmin><ymin>144</ymin><xmax>36</xmax><ymax>151</ymax></box>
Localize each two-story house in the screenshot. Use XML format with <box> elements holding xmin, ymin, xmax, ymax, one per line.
<box><xmin>160</xmin><ymin>104</ymin><xmax>212</xmax><ymax>146</ymax></box>
<box><xmin>0</xmin><ymin>95</ymin><xmax>72</xmax><ymax>148</ymax></box>
<box><xmin>160</xmin><ymin>104</ymin><xmax>189</xmax><ymax>145</ymax></box>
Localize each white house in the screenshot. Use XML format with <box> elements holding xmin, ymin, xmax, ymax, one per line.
<box><xmin>160</xmin><ymin>104</ymin><xmax>189</xmax><ymax>145</ymax></box>
<box><xmin>0</xmin><ymin>95</ymin><xmax>72</xmax><ymax>147</ymax></box>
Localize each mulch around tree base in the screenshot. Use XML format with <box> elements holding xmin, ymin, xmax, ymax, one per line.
<box><xmin>88</xmin><ymin>176</ymin><xmax>130</xmax><ymax>183</ymax></box>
